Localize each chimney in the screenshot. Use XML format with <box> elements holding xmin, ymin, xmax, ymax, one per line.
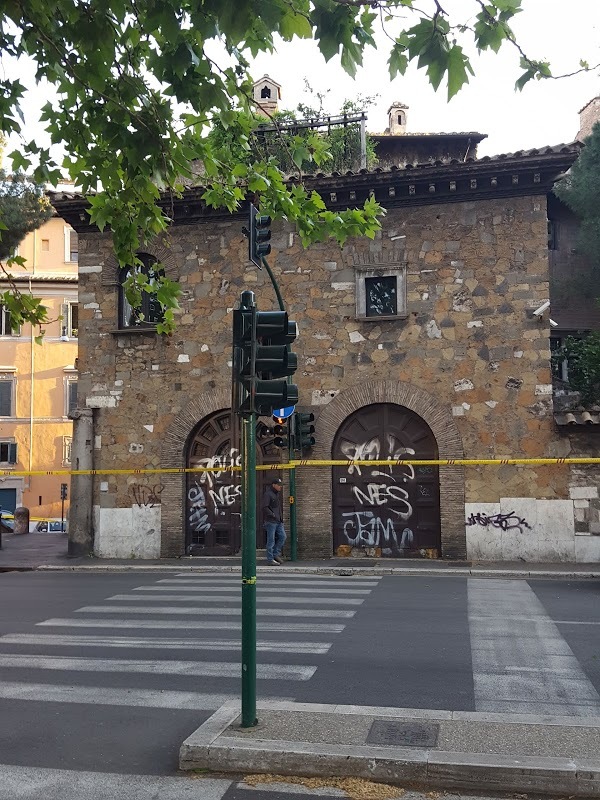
<box><xmin>388</xmin><ymin>101</ymin><xmax>408</xmax><ymax>135</ymax></box>
<box><xmin>252</xmin><ymin>75</ymin><xmax>281</xmax><ymax>118</ymax></box>
<box><xmin>577</xmin><ymin>95</ymin><xmax>600</xmax><ymax>141</ymax></box>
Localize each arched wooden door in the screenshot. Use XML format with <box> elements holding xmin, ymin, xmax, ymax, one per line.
<box><xmin>332</xmin><ymin>403</ymin><xmax>441</xmax><ymax>558</ymax></box>
<box><xmin>185</xmin><ymin>409</ymin><xmax>281</xmax><ymax>556</ymax></box>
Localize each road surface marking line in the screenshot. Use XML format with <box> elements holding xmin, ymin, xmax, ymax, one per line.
<box><xmin>0</xmin><ymin>653</ymin><xmax>317</xmax><ymax>680</ymax></box>
<box><xmin>75</xmin><ymin>605</ymin><xmax>355</xmax><ymax>618</ymax></box>
<box><xmin>106</xmin><ymin>594</ymin><xmax>365</xmax><ymax>606</ymax></box>
<box><xmin>37</xmin><ymin>618</ymin><xmax>346</xmax><ymax>633</ymax></box>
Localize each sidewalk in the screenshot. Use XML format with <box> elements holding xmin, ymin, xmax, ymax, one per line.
<box><xmin>180</xmin><ymin>699</ymin><xmax>600</xmax><ymax>797</ymax></box>
<box><xmin>1</xmin><ymin>530</ymin><xmax>599</xmax><ymax>577</ymax></box>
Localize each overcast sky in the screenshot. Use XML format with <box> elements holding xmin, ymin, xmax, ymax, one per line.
<box><xmin>250</xmin><ymin>0</ymin><xmax>600</xmax><ymax>157</ymax></box>
<box><xmin>5</xmin><ymin>0</ymin><xmax>600</xmax><ymax>164</ymax></box>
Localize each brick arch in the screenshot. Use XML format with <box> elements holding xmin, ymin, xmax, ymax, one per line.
<box><xmin>159</xmin><ymin>387</ymin><xmax>231</xmax><ymax>557</ymax></box>
<box><xmin>296</xmin><ymin>380</ymin><xmax>466</xmax><ymax>560</ymax></box>
<box><xmin>101</xmin><ymin>235</ymin><xmax>179</xmax><ymax>285</ymax></box>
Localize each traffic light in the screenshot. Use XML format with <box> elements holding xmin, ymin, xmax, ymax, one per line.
<box><xmin>60</xmin><ymin>483</ymin><xmax>68</xmax><ymax>500</ymax></box>
<box><xmin>295</xmin><ymin>412</ymin><xmax>316</xmax><ymax>451</ymax></box>
<box><xmin>249</xmin><ymin>203</ymin><xmax>272</xmax><ymax>268</ymax></box>
<box><xmin>232</xmin><ymin>292</ymin><xmax>299</xmax><ymax>416</ymax></box>
<box><xmin>254</xmin><ymin>310</ymin><xmax>298</xmax><ymax>415</ymax></box>
<box><xmin>272</xmin><ymin>420</ymin><xmax>288</xmax><ymax>448</ymax></box>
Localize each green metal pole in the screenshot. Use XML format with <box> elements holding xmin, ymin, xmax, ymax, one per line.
<box><xmin>241</xmin><ymin>411</ymin><xmax>257</xmax><ymax>727</ymax></box>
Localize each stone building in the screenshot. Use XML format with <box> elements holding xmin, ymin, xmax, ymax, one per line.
<box><xmin>51</xmin><ymin>109</ymin><xmax>600</xmax><ymax>563</ymax></box>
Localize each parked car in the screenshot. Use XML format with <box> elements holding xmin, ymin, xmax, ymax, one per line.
<box><xmin>0</xmin><ymin>510</ymin><xmax>14</xmax><ymax>532</ymax></box>
<box><xmin>30</xmin><ymin>518</ymin><xmax>67</xmax><ymax>533</ymax></box>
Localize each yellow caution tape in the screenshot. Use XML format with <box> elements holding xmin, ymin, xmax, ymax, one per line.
<box><xmin>2</xmin><ymin>458</ymin><xmax>600</xmax><ymax>478</ymax></box>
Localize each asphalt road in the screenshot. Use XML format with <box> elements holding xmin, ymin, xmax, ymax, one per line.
<box><xmin>0</xmin><ymin>570</ymin><xmax>599</xmax><ymax>798</ymax></box>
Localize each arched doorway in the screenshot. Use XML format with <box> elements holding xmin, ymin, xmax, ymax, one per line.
<box><xmin>185</xmin><ymin>409</ymin><xmax>281</xmax><ymax>555</ymax></box>
<box><xmin>332</xmin><ymin>403</ymin><xmax>441</xmax><ymax>558</ymax></box>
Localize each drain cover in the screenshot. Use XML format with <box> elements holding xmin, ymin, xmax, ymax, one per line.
<box><xmin>366</xmin><ymin>720</ymin><xmax>439</xmax><ymax>748</ymax></box>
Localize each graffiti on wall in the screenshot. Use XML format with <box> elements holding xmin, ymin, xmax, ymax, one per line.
<box><xmin>340</xmin><ymin>434</ymin><xmax>416</xmax><ymax>554</ymax></box>
<box><xmin>128</xmin><ymin>483</ymin><xmax>162</xmax><ymax>508</ymax></box>
<box><xmin>187</xmin><ymin>448</ymin><xmax>241</xmax><ymax>536</ymax></box>
<box><xmin>466</xmin><ymin>511</ymin><xmax>532</xmax><ymax>533</ymax></box>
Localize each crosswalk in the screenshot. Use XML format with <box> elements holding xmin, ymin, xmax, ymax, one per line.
<box><xmin>0</xmin><ymin>572</ymin><xmax>381</xmax><ymax>773</ymax></box>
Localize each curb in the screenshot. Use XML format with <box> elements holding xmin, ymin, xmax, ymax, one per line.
<box><xmin>32</xmin><ymin>563</ymin><xmax>600</xmax><ymax>578</ymax></box>
<box><xmin>179</xmin><ymin>701</ymin><xmax>600</xmax><ymax>797</ymax></box>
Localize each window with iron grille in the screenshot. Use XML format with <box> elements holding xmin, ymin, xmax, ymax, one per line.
<box><xmin>0</xmin><ymin>380</ymin><xmax>14</xmax><ymax>416</ymax></box>
<box><xmin>355</xmin><ymin>265</ymin><xmax>407</xmax><ymax>320</ymax></box>
<box><xmin>118</xmin><ymin>253</ymin><xmax>164</xmax><ymax>329</ymax></box>
<box><xmin>0</xmin><ymin>441</ymin><xmax>17</xmax><ymax>464</ymax></box>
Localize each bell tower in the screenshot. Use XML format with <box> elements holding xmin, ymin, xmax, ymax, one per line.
<box><xmin>252</xmin><ymin>75</ymin><xmax>281</xmax><ymax>117</ymax></box>
<box><xmin>388</xmin><ymin>101</ymin><xmax>408</xmax><ymax>135</ymax></box>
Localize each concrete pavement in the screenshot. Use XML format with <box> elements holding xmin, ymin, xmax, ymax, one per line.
<box><xmin>180</xmin><ymin>699</ymin><xmax>600</xmax><ymax>797</ymax></box>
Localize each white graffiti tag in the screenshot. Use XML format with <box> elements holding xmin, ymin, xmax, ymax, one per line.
<box><xmin>192</xmin><ymin>448</ymin><xmax>241</xmax><ymax>490</ymax></box>
<box><xmin>208</xmin><ymin>484</ymin><xmax>242</xmax><ymax>510</ymax></box>
<box><xmin>342</xmin><ymin>511</ymin><xmax>414</xmax><ymax>550</ymax></box>
<box><xmin>340</xmin><ymin>434</ymin><xmax>418</xmax><ymax>552</ymax></box>
<box><xmin>187</xmin><ymin>482</ymin><xmax>211</xmax><ymax>535</ymax></box>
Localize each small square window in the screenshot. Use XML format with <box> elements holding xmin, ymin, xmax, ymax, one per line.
<box><xmin>365</xmin><ymin>276</ymin><xmax>398</xmax><ymax>317</ymax></box>
<box><xmin>355</xmin><ymin>264</ymin><xmax>407</xmax><ymax>320</ymax></box>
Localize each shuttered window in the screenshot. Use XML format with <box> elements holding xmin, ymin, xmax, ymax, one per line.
<box><xmin>0</xmin><ymin>381</ymin><xmax>13</xmax><ymax>416</ymax></box>
<box><xmin>67</xmin><ymin>381</ymin><xmax>78</xmax><ymax>415</ymax></box>
<box><xmin>0</xmin><ymin>442</ymin><xmax>17</xmax><ymax>464</ymax></box>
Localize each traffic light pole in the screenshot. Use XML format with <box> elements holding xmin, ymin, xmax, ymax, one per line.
<box><xmin>241</xmin><ymin>410</ymin><xmax>257</xmax><ymax>728</ymax></box>
<box><xmin>261</xmin><ymin>256</ymin><xmax>297</xmax><ymax>561</ymax></box>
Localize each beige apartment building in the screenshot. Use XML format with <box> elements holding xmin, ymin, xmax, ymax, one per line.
<box><xmin>0</xmin><ymin>216</ymin><xmax>78</xmax><ymax>517</ymax></box>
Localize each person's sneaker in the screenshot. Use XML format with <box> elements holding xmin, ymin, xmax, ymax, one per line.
<box><xmin>273</xmin><ymin>555</ymin><xmax>284</xmax><ymax>564</ymax></box>
<box><xmin>266</xmin><ymin>560</ymin><xmax>280</xmax><ymax>566</ymax></box>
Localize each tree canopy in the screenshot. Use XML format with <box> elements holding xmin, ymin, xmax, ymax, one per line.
<box><xmin>555</xmin><ymin>122</ymin><xmax>600</xmax><ymax>280</ymax></box>
<box><xmin>0</xmin><ymin>0</ymin><xmax>597</xmax><ymax>332</ymax></box>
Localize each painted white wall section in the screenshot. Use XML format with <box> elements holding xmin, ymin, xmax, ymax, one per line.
<box><xmin>466</xmin><ymin>497</ymin><xmax>600</xmax><ymax>562</ymax></box>
<box><xmin>94</xmin><ymin>506</ymin><xmax>161</xmax><ymax>558</ymax></box>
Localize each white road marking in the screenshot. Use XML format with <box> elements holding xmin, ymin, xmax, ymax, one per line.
<box><xmin>160</xmin><ymin>578</ymin><xmax>380</xmax><ymax>587</ymax></box>
<box><xmin>0</xmin><ymin>633</ymin><xmax>332</xmax><ymax>654</ymax></box>
<box><xmin>0</xmin><ymin>681</ymin><xmax>243</xmax><ymax>710</ymax></box>
<box><xmin>174</xmin><ymin>573</ymin><xmax>381</xmax><ymax>581</ymax></box>
<box><xmin>76</xmin><ymin>605</ymin><xmax>355</xmax><ymax>618</ymax></box>
<box><xmin>107</xmin><ymin>594</ymin><xmax>364</xmax><ymax>605</ymax></box>
<box><xmin>470</xmin><ymin>616</ymin><xmax>600</xmax><ymax>626</ymax></box>
<box><xmin>468</xmin><ymin>578</ymin><xmax>600</xmax><ymax>716</ymax></box>
<box><xmin>0</xmin><ymin>764</ymin><xmax>231</xmax><ymax>800</ymax></box>
<box><xmin>0</xmin><ymin>653</ymin><xmax>316</xmax><ymax>680</ymax></box>
<box><xmin>38</xmin><ymin>618</ymin><xmax>346</xmax><ymax>633</ymax></box>
<box><xmin>132</xmin><ymin>585</ymin><xmax>373</xmax><ymax>595</ymax></box>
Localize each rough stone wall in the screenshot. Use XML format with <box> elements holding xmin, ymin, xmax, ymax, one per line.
<box><xmin>77</xmin><ymin>193</ymin><xmax>566</xmax><ymax>558</ymax></box>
